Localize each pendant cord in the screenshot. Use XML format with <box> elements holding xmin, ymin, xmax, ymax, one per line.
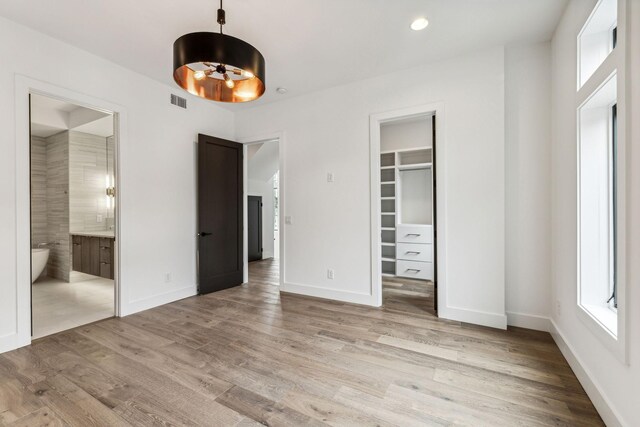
<box><xmin>219</xmin><ymin>0</ymin><xmax>224</xmax><ymax>34</ymax></box>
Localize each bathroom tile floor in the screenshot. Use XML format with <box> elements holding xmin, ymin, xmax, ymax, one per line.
<box><xmin>31</xmin><ymin>274</ymin><xmax>114</xmax><ymax>339</ymax></box>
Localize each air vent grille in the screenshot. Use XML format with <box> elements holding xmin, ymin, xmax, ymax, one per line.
<box><xmin>170</xmin><ymin>94</ymin><xmax>187</xmax><ymax>109</ymax></box>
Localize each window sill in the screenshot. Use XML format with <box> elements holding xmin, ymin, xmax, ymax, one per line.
<box><xmin>581</xmin><ymin>303</ymin><xmax>617</xmax><ymax>337</ymax></box>
<box><xmin>575</xmin><ymin>301</ymin><xmax>626</xmax><ymax>364</ymax></box>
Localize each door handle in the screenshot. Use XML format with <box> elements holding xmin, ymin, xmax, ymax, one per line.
<box><xmin>405</xmin><ymin>251</ymin><xmax>421</xmax><ymax>255</ymax></box>
<box><xmin>198</xmin><ymin>232</ymin><xmax>212</xmax><ymax>237</ymax></box>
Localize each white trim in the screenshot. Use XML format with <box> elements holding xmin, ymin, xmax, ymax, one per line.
<box><xmin>439</xmin><ymin>305</ymin><xmax>507</xmax><ymax>330</ymax></box>
<box><xmin>121</xmin><ymin>285</ymin><xmax>196</xmax><ymax>316</ymax></box>
<box><xmin>12</xmin><ymin>75</ymin><xmax>126</xmax><ymax>352</ymax></box>
<box><xmin>238</xmin><ymin>131</ymin><xmax>285</xmax><ymax>287</ymax></box>
<box><xmin>506</xmin><ymin>312</ymin><xmax>550</xmax><ymax>332</ymax></box>
<box><xmin>576</xmin><ymin>68</ymin><xmax>628</xmax><ymax>364</ymax></box>
<box><xmin>549</xmin><ymin>319</ymin><xmax>625</xmax><ymax>427</ymax></box>
<box><xmin>369</xmin><ymin>102</ymin><xmax>446</xmax><ymax>310</ymax></box>
<box><xmin>281</xmin><ymin>282</ymin><xmax>375</xmax><ymax>306</ymax></box>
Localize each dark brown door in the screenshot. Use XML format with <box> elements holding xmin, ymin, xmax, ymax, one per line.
<box><xmin>198</xmin><ymin>134</ymin><xmax>243</xmax><ymax>294</ymax></box>
<box><xmin>248</xmin><ymin>196</ymin><xmax>263</xmax><ymax>262</ymax></box>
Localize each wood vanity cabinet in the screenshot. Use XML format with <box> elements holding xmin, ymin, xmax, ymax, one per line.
<box><xmin>72</xmin><ymin>235</ymin><xmax>114</xmax><ymax>279</ymax></box>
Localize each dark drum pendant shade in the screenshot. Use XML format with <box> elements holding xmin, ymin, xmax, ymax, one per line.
<box><xmin>173</xmin><ymin>2</ymin><xmax>265</xmax><ymax>103</ymax></box>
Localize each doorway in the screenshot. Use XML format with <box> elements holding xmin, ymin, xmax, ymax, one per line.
<box><xmin>370</xmin><ymin>103</ymin><xmax>445</xmax><ymax>315</ymax></box>
<box><xmin>243</xmin><ymin>138</ymin><xmax>281</xmax><ymax>286</ymax></box>
<box><xmin>29</xmin><ymin>93</ymin><xmax>117</xmax><ymax>338</ymax></box>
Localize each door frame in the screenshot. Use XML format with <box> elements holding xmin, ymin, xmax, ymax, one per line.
<box><xmin>238</xmin><ymin>132</ymin><xmax>285</xmax><ymax>286</ymax></box>
<box><xmin>369</xmin><ymin>102</ymin><xmax>446</xmax><ymax>310</ymax></box>
<box><xmin>14</xmin><ymin>75</ymin><xmax>125</xmax><ymax>349</ymax></box>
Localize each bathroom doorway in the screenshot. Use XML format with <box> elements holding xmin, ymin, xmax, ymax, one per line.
<box><xmin>30</xmin><ymin>93</ymin><xmax>117</xmax><ymax>338</ymax></box>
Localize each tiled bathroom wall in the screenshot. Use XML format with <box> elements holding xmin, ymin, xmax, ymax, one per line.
<box><xmin>45</xmin><ymin>131</ymin><xmax>70</xmax><ymax>282</ymax></box>
<box><xmin>69</xmin><ymin>131</ymin><xmax>111</xmax><ymax>233</ymax></box>
<box><xmin>106</xmin><ymin>135</ymin><xmax>115</xmax><ymax>230</ymax></box>
<box><xmin>30</xmin><ymin>136</ymin><xmax>47</xmax><ymax>245</ymax></box>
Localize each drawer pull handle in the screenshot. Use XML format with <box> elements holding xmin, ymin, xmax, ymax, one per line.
<box><xmin>406</xmin><ymin>268</ymin><xmax>421</xmax><ymax>273</ymax></box>
<box><xmin>405</xmin><ymin>251</ymin><xmax>421</xmax><ymax>255</ymax></box>
<box><xmin>405</xmin><ymin>233</ymin><xmax>421</xmax><ymax>237</ymax></box>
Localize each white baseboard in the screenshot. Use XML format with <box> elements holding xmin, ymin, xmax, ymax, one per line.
<box><xmin>121</xmin><ymin>284</ymin><xmax>197</xmax><ymax>317</ymax></box>
<box><xmin>280</xmin><ymin>282</ymin><xmax>375</xmax><ymax>306</ymax></box>
<box><xmin>0</xmin><ymin>332</ymin><xmax>30</xmax><ymax>354</ymax></box>
<box><xmin>439</xmin><ymin>305</ymin><xmax>508</xmax><ymax>329</ymax></box>
<box><xmin>549</xmin><ymin>319</ymin><xmax>624</xmax><ymax>427</ymax></box>
<box><xmin>506</xmin><ymin>311</ymin><xmax>551</xmax><ymax>332</ymax></box>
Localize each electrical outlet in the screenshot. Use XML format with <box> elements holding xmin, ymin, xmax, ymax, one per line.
<box><xmin>556</xmin><ymin>300</ymin><xmax>562</xmax><ymax>316</ymax></box>
<box><xmin>327</xmin><ymin>269</ymin><xmax>335</xmax><ymax>280</ymax></box>
<box><xmin>327</xmin><ymin>172</ymin><xmax>334</xmax><ymax>183</ymax></box>
<box><xmin>164</xmin><ymin>272</ymin><xmax>172</xmax><ymax>283</ymax></box>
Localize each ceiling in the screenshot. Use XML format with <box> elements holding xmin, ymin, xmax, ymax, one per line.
<box><xmin>0</xmin><ymin>0</ymin><xmax>567</xmax><ymax>110</ymax></box>
<box><xmin>31</xmin><ymin>94</ymin><xmax>114</xmax><ymax>138</ymax></box>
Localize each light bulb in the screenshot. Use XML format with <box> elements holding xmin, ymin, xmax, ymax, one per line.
<box><xmin>241</xmin><ymin>69</ymin><xmax>255</xmax><ymax>79</ymax></box>
<box><xmin>224</xmin><ymin>74</ymin><xmax>235</xmax><ymax>89</ymax></box>
<box><xmin>411</xmin><ymin>17</ymin><xmax>429</xmax><ymax>31</ymax></box>
<box><xmin>236</xmin><ymin>91</ymin><xmax>256</xmax><ymax>98</ymax></box>
<box><xmin>194</xmin><ymin>70</ymin><xmax>206</xmax><ymax>80</ymax></box>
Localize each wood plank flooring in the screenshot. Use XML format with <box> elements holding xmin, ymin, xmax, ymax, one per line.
<box><xmin>382</xmin><ymin>275</ymin><xmax>436</xmax><ymax>318</ymax></box>
<box><xmin>0</xmin><ymin>258</ymin><xmax>603</xmax><ymax>426</ymax></box>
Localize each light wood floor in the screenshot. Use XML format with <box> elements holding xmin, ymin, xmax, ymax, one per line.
<box><xmin>382</xmin><ymin>275</ymin><xmax>436</xmax><ymax>318</ymax></box>
<box><xmin>0</xmin><ymin>259</ymin><xmax>602</xmax><ymax>426</ymax></box>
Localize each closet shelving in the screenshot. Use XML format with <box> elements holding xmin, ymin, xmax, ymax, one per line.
<box><xmin>380</xmin><ymin>152</ymin><xmax>397</xmax><ymax>276</ymax></box>
<box><xmin>380</xmin><ymin>147</ymin><xmax>433</xmax><ymax>279</ymax></box>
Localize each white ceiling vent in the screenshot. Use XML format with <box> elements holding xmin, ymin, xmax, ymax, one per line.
<box><xmin>170</xmin><ymin>94</ymin><xmax>187</xmax><ymax>109</ymax></box>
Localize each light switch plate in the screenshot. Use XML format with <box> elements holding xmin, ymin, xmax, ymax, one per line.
<box><xmin>285</xmin><ymin>216</ymin><xmax>292</xmax><ymax>225</ymax></box>
<box><xmin>327</xmin><ymin>172</ymin><xmax>334</xmax><ymax>183</ymax></box>
<box><xmin>97</xmin><ymin>214</ymin><xmax>103</xmax><ymax>223</ymax></box>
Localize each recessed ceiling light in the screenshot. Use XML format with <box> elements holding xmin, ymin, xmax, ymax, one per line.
<box><xmin>276</xmin><ymin>87</ymin><xmax>288</xmax><ymax>94</ymax></box>
<box><xmin>411</xmin><ymin>17</ymin><xmax>429</xmax><ymax>31</ymax></box>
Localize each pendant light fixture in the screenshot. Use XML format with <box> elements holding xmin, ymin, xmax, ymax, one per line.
<box><xmin>173</xmin><ymin>0</ymin><xmax>265</xmax><ymax>103</ymax></box>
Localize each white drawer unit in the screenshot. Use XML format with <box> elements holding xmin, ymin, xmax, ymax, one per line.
<box><xmin>396</xmin><ymin>224</ymin><xmax>432</xmax><ymax>244</ymax></box>
<box><xmin>396</xmin><ymin>242</ymin><xmax>433</xmax><ymax>263</ymax></box>
<box><xmin>396</xmin><ymin>260</ymin><xmax>433</xmax><ymax>280</ymax></box>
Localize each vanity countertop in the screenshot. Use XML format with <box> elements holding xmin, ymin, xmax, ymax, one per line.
<box><xmin>70</xmin><ymin>231</ymin><xmax>115</xmax><ymax>238</ymax></box>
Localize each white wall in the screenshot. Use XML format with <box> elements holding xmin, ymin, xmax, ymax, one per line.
<box><xmin>0</xmin><ymin>17</ymin><xmax>234</xmax><ymax>352</ymax></box>
<box><xmin>550</xmin><ymin>0</ymin><xmax>640</xmax><ymax>425</ymax></box>
<box><xmin>504</xmin><ymin>42</ymin><xmax>553</xmax><ymax>331</ymax></box>
<box><xmin>248</xmin><ymin>176</ymin><xmax>276</xmax><ymax>259</ymax></box>
<box><xmin>236</xmin><ymin>48</ymin><xmax>507</xmax><ymax>328</ymax></box>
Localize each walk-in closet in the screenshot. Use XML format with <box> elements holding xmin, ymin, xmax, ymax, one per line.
<box><xmin>379</xmin><ymin>114</ymin><xmax>436</xmax><ymax>315</ymax></box>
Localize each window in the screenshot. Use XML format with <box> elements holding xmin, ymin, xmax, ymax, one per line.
<box><xmin>578</xmin><ymin>73</ymin><xmax>618</xmax><ymax>336</ymax></box>
<box><xmin>608</xmin><ymin>103</ymin><xmax>617</xmax><ymax>309</ymax></box>
<box><xmin>578</xmin><ymin>0</ymin><xmax>617</xmax><ymax>88</ymax></box>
